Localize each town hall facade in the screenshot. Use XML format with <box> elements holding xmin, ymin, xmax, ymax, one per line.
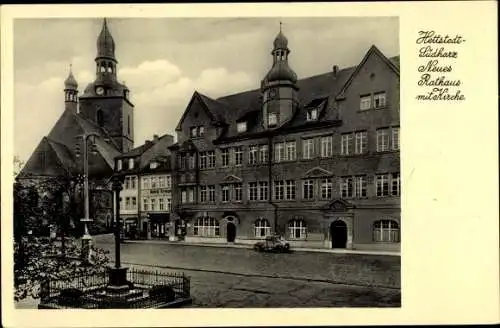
<box><xmin>169</xmin><ymin>29</ymin><xmax>401</xmax><ymax>251</ymax></box>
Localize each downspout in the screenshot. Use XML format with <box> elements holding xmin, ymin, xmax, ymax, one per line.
<box><xmin>267</xmin><ymin>135</ymin><xmax>279</xmax><ymax>235</ymax></box>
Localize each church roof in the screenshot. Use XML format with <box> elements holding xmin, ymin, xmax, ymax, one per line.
<box><xmin>96</xmin><ymin>18</ymin><xmax>116</xmax><ymax>60</ymax></box>
<box><xmin>18</xmin><ymin>108</ymin><xmax>122</xmax><ymax>179</ymax></box>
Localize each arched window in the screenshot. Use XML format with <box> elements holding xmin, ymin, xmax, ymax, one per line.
<box><xmin>127</xmin><ymin>115</ymin><xmax>131</xmax><ymax>135</ymax></box>
<box><xmin>100</xmin><ymin>65</ymin><xmax>106</xmax><ymax>73</ymax></box>
<box><xmin>373</xmin><ymin>219</ymin><xmax>399</xmax><ymax>243</ymax></box>
<box><xmin>254</xmin><ymin>218</ymin><xmax>271</xmax><ymax>237</ymax></box>
<box><xmin>107</xmin><ymin>65</ymin><xmax>113</xmax><ymax>73</ymax></box>
<box><xmin>193</xmin><ymin>217</ymin><xmax>219</xmax><ymax>237</ymax></box>
<box><xmin>96</xmin><ymin>109</ymin><xmax>104</xmax><ymax>127</ymax></box>
<box><xmin>288</xmin><ymin>219</ymin><xmax>307</xmax><ymax>240</ymax></box>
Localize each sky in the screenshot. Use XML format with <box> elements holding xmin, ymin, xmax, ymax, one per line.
<box><xmin>14</xmin><ymin>17</ymin><xmax>399</xmax><ymax>163</ymax></box>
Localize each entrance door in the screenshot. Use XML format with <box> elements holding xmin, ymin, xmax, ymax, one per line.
<box><xmin>330</xmin><ymin>220</ymin><xmax>347</xmax><ymax>248</ymax></box>
<box><xmin>142</xmin><ymin>222</ymin><xmax>148</xmax><ymax>239</ymax></box>
<box><xmin>226</xmin><ymin>222</ymin><xmax>236</xmax><ymax>242</ymax></box>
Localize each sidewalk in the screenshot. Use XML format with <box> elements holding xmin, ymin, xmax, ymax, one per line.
<box><xmin>121</xmin><ymin>238</ymin><xmax>400</xmax><ymax>257</ymax></box>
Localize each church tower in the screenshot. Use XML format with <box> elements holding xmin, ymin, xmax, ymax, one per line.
<box><xmin>64</xmin><ymin>65</ymin><xmax>78</xmax><ymax>113</ymax></box>
<box><xmin>78</xmin><ymin>18</ymin><xmax>134</xmax><ymax>153</ymax></box>
<box><xmin>261</xmin><ymin>24</ymin><xmax>299</xmax><ymax>130</ymax></box>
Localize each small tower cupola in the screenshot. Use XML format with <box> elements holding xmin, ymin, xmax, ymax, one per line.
<box><xmin>96</xmin><ymin>18</ymin><xmax>116</xmax><ymax>61</ymax></box>
<box><xmin>261</xmin><ymin>23</ymin><xmax>299</xmax><ymax>130</ymax></box>
<box><xmin>64</xmin><ymin>65</ymin><xmax>79</xmax><ymax>113</ymax></box>
<box><xmin>264</xmin><ymin>23</ymin><xmax>298</xmax><ymax>84</ymax></box>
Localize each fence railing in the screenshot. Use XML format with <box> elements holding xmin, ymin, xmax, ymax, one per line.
<box><xmin>40</xmin><ymin>267</ymin><xmax>191</xmax><ymax>308</ymax></box>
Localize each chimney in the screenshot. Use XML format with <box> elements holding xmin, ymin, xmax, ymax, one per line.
<box><xmin>153</xmin><ymin>134</ymin><xmax>159</xmax><ymax>142</ymax></box>
<box><xmin>332</xmin><ymin>65</ymin><xmax>339</xmax><ymax>77</ymax></box>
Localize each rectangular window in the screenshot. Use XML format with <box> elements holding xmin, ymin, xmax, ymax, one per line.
<box><xmin>237</xmin><ymin>122</ymin><xmax>247</xmax><ymax>133</ymax></box>
<box><xmin>259</xmin><ymin>145</ymin><xmax>269</xmax><ymax>163</ymax></box>
<box><xmin>221</xmin><ymin>185</ymin><xmax>230</xmax><ymax>202</ymax></box>
<box><xmin>391</xmin><ymin>173</ymin><xmax>401</xmax><ymax>196</ymax></box>
<box><xmin>131</xmin><ymin>176</ymin><xmax>136</xmax><ymax>189</ymax></box>
<box><xmin>129</xmin><ymin>158</ymin><xmax>134</xmax><ymax>169</ymax></box>
<box><xmin>274</xmin><ymin>180</ymin><xmax>285</xmax><ymax>200</ymax></box>
<box><xmin>234</xmin><ymin>147</ymin><xmax>243</xmax><ymax>166</ymax></box>
<box><xmin>208</xmin><ymin>185</ymin><xmax>216</xmax><ymax>202</ymax></box>
<box><xmin>341</xmin><ymin>133</ymin><xmax>353</xmax><ymax>155</ymax></box>
<box><xmin>274</xmin><ymin>142</ymin><xmax>285</xmax><ymax>162</ymax></box>
<box><xmin>159</xmin><ymin>198</ymin><xmax>165</xmax><ymax>211</ymax></box>
<box><xmin>125</xmin><ymin>197</ymin><xmax>130</xmax><ymax>209</ymax></box>
<box><xmin>376</xmin><ymin>174</ymin><xmax>390</xmax><ymax>197</ymax></box>
<box><xmin>360</xmin><ymin>94</ymin><xmax>371</xmax><ymax>110</ymax></box>
<box><xmin>207</xmin><ymin>151</ymin><xmax>216</xmax><ymax>168</ymax></box>
<box><xmin>321</xmin><ymin>136</ymin><xmax>333</xmax><ymax>157</ymax></box>
<box><xmin>355</xmin><ymin>131</ymin><xmax>368</xmax><ymax>154</ymax></box>
<box><xmin>190</xmin><ymin>127</ymin><xmax>197</xmax><ymax>138</ymax></box>
<box><xmin>151</xmin><ymin>198</ymin><xmax>156</xmax><ymax>211</ymax></box>
<box><xmin>151</xmin><ymin>177</ymin><xmax>157</xmax><ymax>189</ymax></box>
<box><xmin>307</xmin><ymin>108</ymin><xmax>318</xmax><ymax>121</ymax></box>
<box><xmin>377</xmin><ymin>128</ymin><xmax>390</xmax><ymax>152</ymax></box>
<box><xmin>354</xmin><ymin>176</ymin><xmax>367</xmax><ymax>197</ymax></box>
<box><xmin>248</xmin><ymin>145</ymin><xmax>258</xmax><ymax>165</ymax></box>
<box><xmin>303</xmin><ymin>179</ymin><xmax>314</xmax><ymax>200</ymax></box>
<box><xmin>143</xmin><ymin>177</ymin><xmax>150</xmax><ymax>189</ymax></box>
<box><xmin>249</xmin><ymin>182</ymin><xmax>258</xmax><ymax>201</ymax></box>
<box><xmin>159</xmin><ymin>176</ymin><xmax>165</xmax><ymax>188</ymax></box>
<box><xmin>234</xmin><ymin>183</ymin><xmax>243</xmax><ymax>202</ymax></box>
<box><xmin>321</xmin><ymin>179</ymin><xmax>333</xmax><ymax>199</ymax></box>
<box><xmin>188</xmin><ymin>154</ymin><xmax>195</xmax><ymax>169</ymax></box>
<box><xmin>221</xmin><ymin>148</ymin><xmax>230</xmax><ymax>167</ymax></box>
<box><xmin>181</xmin><ymin>190</ymin><xmax>187</xmax><ymax>204</ymax></box>
<box><xmin>178</xmin><ymin>155</ymin><xmax>186</xmax><ymax>170</ymax></box>
<box><xmin>258</xmin><ymin>181</ymin><xmax>269</xmax><ymax>201</ymax></box>
<box><xmin>143</xmin><ymin>198</ymin><xmax>149</xmax><ymax>211</ymax></box>
<box><xmin>302</xmin><ymin>138</ymin><xmax>315</xmax><ymax>159</ymax></box>
<box><xmin>198</xmin><ymin>126</ymin><xmax>205</xmax><ymax>136</ymax></box>
<box><xmin>199</xmin><ymin>152</ymin><xmax>207</xmax><ymax>169</ymax></box>
<box><xmin>188</xmin><ymin>188</ymin><xmax>194</xmax><ymax>203</ymax></box>
<box><xmin>117</xmin><ymin>159</ymin><xmax>122</xmax><ymax>171</ymax></box>
<box><xmin>166</xmin><ymin>198</ymin><xmax>171</xmax><ymax>212</ymax></box>
<box><xmin>392</xmin><ymin>127</ymin><xmax>400</xmax><ymax>150</ymax></box>
<box><xmin>285</xmin><ymin>180</ymin><xmax>296</xmax><ymax>200</ymax></box>
<box><xmin>286</xmin><ymin>141</ymin><xmax>296</xmax><ymax>161</ymax></box>
<box><xmin>268</xmin><ymin>112</ymin><xmax>277</xmax><ymax>127</ymax></box>
<box><xmin>340</xmin><ymin>177</ymin><xmax>353</xmax><ymax>198</ymax></box>
<box><xmin>200</xmin><ymin>185</ymin><xmax>207</xmax><ymax>203</ymax></box>
<box><xmin>166</xmin><ymin>176</ymin><xmax>172</xmax><ymax>189</ymax></box>
<box><xmin>132</xmin><ymin>197</ymin><xmax>137</xmax><ymax>209</ymax></box>
<box><xmin>374</xmin><ymin>92</ymin><xmax>386</xmax><ymax>109</ymax></box>
<box><xmin>124</xmin><ymin>177</ymin><xmax>130</xmax><ymax>190</ymax></box>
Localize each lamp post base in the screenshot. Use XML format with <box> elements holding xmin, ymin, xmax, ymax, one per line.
<box><xmin>106</xmin><ymin>267</ymin><xmax>131</xmax><ymax>294</ymax></box>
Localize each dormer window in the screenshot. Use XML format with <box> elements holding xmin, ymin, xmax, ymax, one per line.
<box><xmin>237</xmin><ymin>122</ymin><xmax>247</xmax><ymax>133</ymax></box>
<box><xmin>150</xmin><ymin>161</ymin><xmax>158</xmax><ymax>169</ymax></box>
<box><xmin>117</xmin><ymin>159</ymin><xmax>122</xmax><ymax>171</ymax></box>
<box><xmin>129</xmin><ymin>158</ymin><xmax>134</xmax><ymax>170</ymax></box>
<box><xmin>268</xmin><ymin>113</ymin><xmax>278</xmax><ymax>127</ymax></box>
<box><xmin>306</xmin><ymin>108</ymin><xmax>318</xmax><ymax>121</ymax></box>
<box><xmin>190</xmin><ymin>126</ymin><xmax>205</xmax><ymax>138</ymax></box>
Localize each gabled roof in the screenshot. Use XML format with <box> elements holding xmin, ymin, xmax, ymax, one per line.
<box><xmin>337</xmin><ymin>45</ymin><xmax>400</xmax><ymax>97</ymax></box>
<box><xmin>175</xmin><ymin>91</ymin><xmax>228</xmax><ymax>131</ymax></box>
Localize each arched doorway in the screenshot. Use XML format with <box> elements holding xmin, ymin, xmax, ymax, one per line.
<box><xmin>226</xmin><ymin>222</ymin><xmax>236</xmax><ymax>242</ymax></box>
<box><xmin>330</xmin><ymin>220</ymin><xmax>347</xmax><ymax>249</ymax></box>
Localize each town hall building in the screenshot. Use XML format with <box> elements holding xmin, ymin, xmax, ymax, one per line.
<box><xmin>170</xmin><ymin>28</ymin><xmax>400</xmax><ymax>251</ymax></box>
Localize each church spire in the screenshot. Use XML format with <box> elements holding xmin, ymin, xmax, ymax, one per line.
<box><xmin>95</xmin><ymin>18</ymin><xmax>117</xmax><ymax>84</ymax></box>
<box><xmin>264</xmin><ymin>23</ymin><xmax>297</xmax><ymax>84</ymax></box>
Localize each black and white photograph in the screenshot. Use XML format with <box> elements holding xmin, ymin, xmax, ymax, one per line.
<box><xmin>11</xmin><ymin>16</ymin><xmax>402</xmax><ymax>309</ymax></box>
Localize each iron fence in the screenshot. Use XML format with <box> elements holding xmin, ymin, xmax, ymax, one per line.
<box><xmin>39</xmin><ymin>267</ymin><xmax>191</xmax><ymax>309</ymax></box>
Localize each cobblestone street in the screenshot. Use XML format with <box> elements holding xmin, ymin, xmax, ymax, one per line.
<box><xmin>96</xmin><ymin>234</ymin><xmax>401</xmax><ymax>307</ymax></box>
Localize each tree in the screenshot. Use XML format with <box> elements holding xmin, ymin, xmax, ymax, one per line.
<box><xmin>14</xmin><ymin>236</ymin><xmax>110</xmax><ymax>302</ymax></box>
<box><xmin>13</xmin><ymin>155</ymin><xmax>25</xmax><ymax>178</ymax></box>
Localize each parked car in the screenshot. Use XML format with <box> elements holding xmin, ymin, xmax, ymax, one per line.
<box><xmin>253</xmin><ymin>234</ymin><xmax>291</xmax><ymax>253</ymax></box>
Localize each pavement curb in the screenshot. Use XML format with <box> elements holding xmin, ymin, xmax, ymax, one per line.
<box><xmin>120</xmin><ymin>239</ymin><xmax>400</xmax><ymax>257</ymax></box>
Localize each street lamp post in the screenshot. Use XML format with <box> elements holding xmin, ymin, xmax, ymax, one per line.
<box><xmin>75</xmin><ymin>132</ymin><xmax>99</xmax><ymax>260</ymax></box>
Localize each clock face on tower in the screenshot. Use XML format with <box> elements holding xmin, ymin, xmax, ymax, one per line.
<box><xmin>96</xmin><ymin>87</ymin><xmax>105</xmax><ymax>95</ymax></box>
<box><xmin>269</xmin><ymin>88</ymin><xmax>277</xmax><ymax>99</ymax></box>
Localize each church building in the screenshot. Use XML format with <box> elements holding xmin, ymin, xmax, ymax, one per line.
<box><xmin>18</xmin><ymin>19</ymin><xmax>135</xmax><ymax>233</ymax></box>
<box><xmin>170</xmin><ymin>27</ymin><xmax>401</xmax><ymax>251</ymax></box>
